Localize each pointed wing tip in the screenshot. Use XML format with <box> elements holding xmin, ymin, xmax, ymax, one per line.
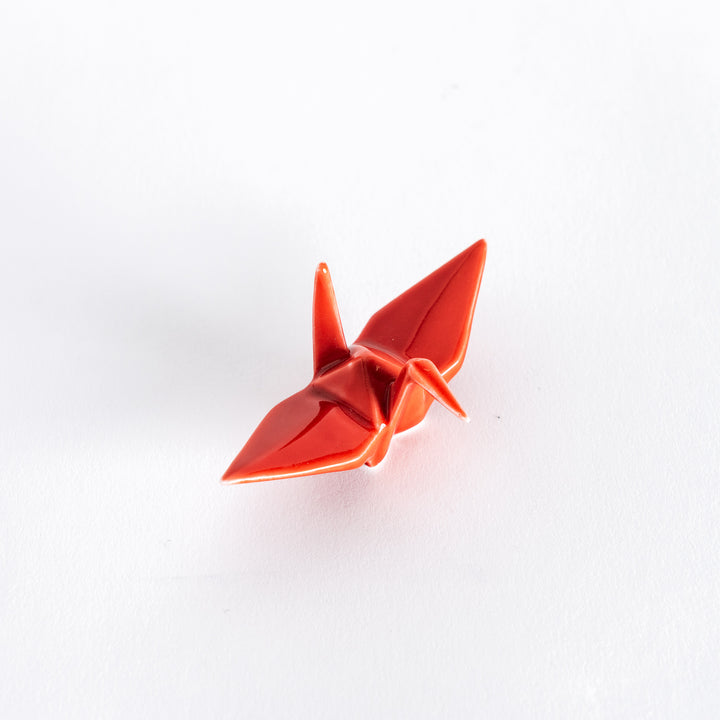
<box><xmin>221</xmin><ymin>468</ymin><xmax>248</xmax><ymax>484</ymax></box>
<box><xmin>221</xmin><ymin>461</ymin><xmax>264</xmax><ymax>484</ymax></box>
<box><xmin>461</xmin><ymin>239</ymin><xmax>487</xmax><ymax>266</ymax></box>
<box><xmin>451</xmin><ymin>239</ymin><xmax>487</xmax><ymax>267</ymax></box>
<box><xmin>221</xmin><ymin>469</ymin><xmax>276</xmax><ymax>484</ymax></box>
<box><xmin>469</xmin><ymin>238</ymin><xmax>487</xmax><ymax>261</ymax></box>
<box><xmin>222</xmin><ymin>459</ymin><xmax>286</xmax><ymax>484</ymax></box>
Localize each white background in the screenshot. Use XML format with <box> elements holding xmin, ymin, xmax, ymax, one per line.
<box><xmin>1</xmin><ymin>0</ymin><xmax>719</xmax><ymax>717</ymax></box>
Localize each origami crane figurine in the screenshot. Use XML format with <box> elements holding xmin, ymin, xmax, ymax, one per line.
<box><xmin>222</xmin><ymin>240</ymin><xmax>487</xmax><ymax>483</ymax></box>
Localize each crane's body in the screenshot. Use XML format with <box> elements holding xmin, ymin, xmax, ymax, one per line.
<box><xmin>222</xmin><ymin>240</ymin><xmax>487</xmax><ymax>483</ymax></box>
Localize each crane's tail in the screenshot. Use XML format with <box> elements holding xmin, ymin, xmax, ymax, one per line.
<box><xmin>312</xmin><ymin>263</ymin><xmax>351</xmax><ymax>374</ymax></box>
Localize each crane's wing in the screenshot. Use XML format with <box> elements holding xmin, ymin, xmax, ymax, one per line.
<box><xmin>355</xmin><ymin>240</ymin><xmax>486</xmax><ymax>380</ymax></box>
<box><xmin>222</xmin><ymin>386</ymin><xmax>381</xmax><ymax>483</ymax></box>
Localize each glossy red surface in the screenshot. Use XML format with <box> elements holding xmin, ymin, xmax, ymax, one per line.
<box><xmin>222</xmin><ymin>240</ymin><xmax>487</xmax><ymax>483</ymax></box>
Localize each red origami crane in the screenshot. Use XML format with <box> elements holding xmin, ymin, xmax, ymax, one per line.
<box><xmin>222</xmin><ymin>240</ymin><xmax>487</xmax><ymax>483</ymax></box>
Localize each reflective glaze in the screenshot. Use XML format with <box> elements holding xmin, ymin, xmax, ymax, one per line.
<box><xmin>222</xmin><ymin>240</ymin><xmax>487</xmax><ymax>483</ymax></box>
